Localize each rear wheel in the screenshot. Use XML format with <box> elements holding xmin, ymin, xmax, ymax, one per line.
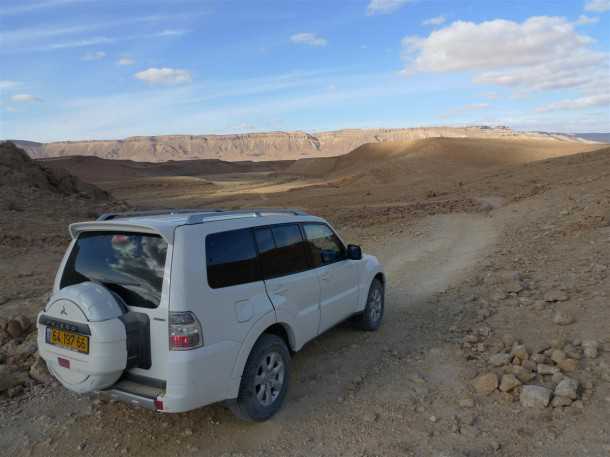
<box><xmin>229</xmin><ymin>334</ymin><xmax>290</xmax><ymax>421</ymax></box>
<box><xmin>355</xmin><ymin>278</ymin><xmax>384</xmax><ymax>331</ymax></box>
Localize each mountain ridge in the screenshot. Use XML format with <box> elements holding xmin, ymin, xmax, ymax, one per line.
<box><xmin>11</xmin><ymin>126</ymin><xmax>597</xmax><ymax>163</ymax></box>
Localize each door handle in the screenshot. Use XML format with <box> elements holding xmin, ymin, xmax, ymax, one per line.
<box><xmin>320</xmin><ymin>272</ymin><xmax>330</xmax><ymax>281</ymax></box>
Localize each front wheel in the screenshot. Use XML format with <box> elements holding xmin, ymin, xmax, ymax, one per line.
<box><xmin>229</xmin><ymin>334</ymin><xmax>290</xmax><ymax>421</ymax></box>
<box><xmin>355</xmin><ymin>278</ymin><xmax>385</xmax><ymax>331</ymax></box>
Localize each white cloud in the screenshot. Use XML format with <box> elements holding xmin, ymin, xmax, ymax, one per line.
<box><xmin>402</xmin><ymin>16</ymin><xmax>609</xmax><ymax>97</ymax></box>
<box><xmin>117</xmin><ymin>57</ymin><xmax>135</xmax><ymax>66</ymax></box>
<box><xmin>290</xmin><ymin>32</ymin><xmax>327</xmax><ymax>47</ymax></box>
<box><xmin>0</xmin><ymin>0</ymin><xmax>90</xmax><ymax>16</ymax></box>
<box><xmin>584</xmin><ymin>0</ymin><xmax>610</xmax><ymax>12</ymax></box>
<box><xmin>0</xmin><ymin>80</ymin><xmax>21</xmax><ymax>91</ymax></box>
<box><xmin>11</xmin><ymin>94</ymin><xmax>42</xmax><ymax>103</ymax></box>
<box><xmin>156</xmin><ymin>29</ymin><xmax>188</xmax><ymax>37</ymax></box>
<box><xmin>81</xmin><ymin>50</ymin><xmax>106</xmax><ymax>61</ymax></box>
<box><xmin>422</xmin><ymin>16</ymin><xmax>446</xmax><ymax>26</ymax></box>
<box><xmin>537</xmin><ymin>93</ymin><xmax>610</xmax><ymax>112</ymax></box>
<box><xmin>367</xmin><ymin>0</ymin><xmax>410</xmax><ymax>15</ymax></box>
<box><xmin>575</xmin><ymin>14</ymin><xmax>600</xmax><ymax>25</ymax></box>
<box><xmin>134</xmin><ymin>67</ymin><xmax>192</xmax><ymax>85</ymax></box>
<box><xmin>481</xmin><ymin>91</ymin><xmax>498</xmax><ymax>100</ymax></box>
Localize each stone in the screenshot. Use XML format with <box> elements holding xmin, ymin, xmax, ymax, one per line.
<box><xmin>6</xmin><ymin>320</ymin><xmax>23</xmax><ymax>339</ymax></box>
<box><xmin>551</xmin><ymin>372</ymin><xmax>565</xmax><ymax>384</ymax></box>
<box><xmin>29</xmin><ymin>355</ymin><xmax>54</xmax><ymax>385</ymax></box>
<box><xmin>550</xmin><ymin>350</ymin><xmax>566</xmax><ymax>364</ymax></box>
<box><xmin>558</xmin><ymin>358</ymin><xmax>578</xmax><ymax>372</ymax></box>
<box><xmin>499</xmin><ymin>374</ymin><xmax>521</xmax><ymax>392</ymax></box>
<box><xmin>553</xmin><ymin>311</ymin><xmax>575</xmax><ymax>326</ymax></box>
<box><xmin>551</xmin><ymin>396</ymin><xmax>573</xmax><ymax>408</ymax></box>
<box><xmin>537</xmin><ymin>364</ymin><xmax>560</xmax><ymax>375</ymax></box>
<box><xmin>489</xmin><ymin>352</ymin><xmax>512</xmax><ymax>367</ymax></box>
<box><xmin>14</xmin><ymin>315</ymin><xmax>32</xmax><ymax>333</ymax></box>
<box><xmin>582</xmin><ymin>340</ymin><xmax>599</xmax><ymax>359</ymax></box>
<box><xmin>544</xmin><ymin>290</ymin><xmax>569</xmax><ymax>302</ymax></box>
<box><xmin>555</xmin><ymin>378</ymin><xmax>579</xmax><ymax>400</ymax></box>
<box><xmin>0</xmin><ymin>365</ymin><xmax>28</xmax><ymax>392</ymax></box>
<box><xmin>511</xmin><ymin>344</ymin><xmax>529</xmax><ymax>361</ymax></box>
<box><xmin>522</xmin><ymin>360</ymin><xmax>537</xmax><ymax>371</ymax></box>
<box><xmin>512</xmin><ymin>366</ymin><xmax>536</xmax><ymax>383</ymax></box>
<box><xmin>530</xmin><ymin>354</ymin><xmax>547</xmax><ymax>364</ymax></box>
<box><xmin>521</xmin><ymin>385</ymin><xmax>552</xmax><ymax>408</ymax></box>
<box><xmin>564</xmin><ymin>345</ymin><xmax>582</xmax><ymax>360</ymax></box>
<box><xmin>473</xmin><ymin>373</ymin><xmax>498</xmax><ymax>395</ymax></box>
<box><xmin>502</xmin><ymin>334</ymin><xmax>515</xmax><ymax>349</ymax></box>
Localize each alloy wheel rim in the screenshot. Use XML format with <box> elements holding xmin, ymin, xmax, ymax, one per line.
<box><xmin>369</xmin><ymin>287</ymin><xmax>383</xmax><ymax>322</ymax></box>
<box><xmin>254</xmin><ymin>351</ymin><xmax>285</xmax><ymax>407</ymax></box>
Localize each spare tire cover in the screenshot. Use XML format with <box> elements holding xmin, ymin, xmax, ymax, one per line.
<box><xmin>37</xmin><ymin>282</ymin><xmax>128</xmax><ymax>394</ymax></box>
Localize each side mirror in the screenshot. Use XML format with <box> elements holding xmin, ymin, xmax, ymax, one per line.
<box><xmin>347</xmin><ymin>244</ymin><xmax>362</xmax><ymax>260</ymax></box>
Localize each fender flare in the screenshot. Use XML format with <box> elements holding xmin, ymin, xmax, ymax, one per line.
<box><xmin>227</xmin><ymin>312</ymin><xmax>296</xmax><ymax>398</ymax></box>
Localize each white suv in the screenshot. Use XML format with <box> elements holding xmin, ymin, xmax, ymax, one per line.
<box><xmin>36</xmin><ymin>209</ymin><xmax>385</xmax><ymax>421</ymax></box>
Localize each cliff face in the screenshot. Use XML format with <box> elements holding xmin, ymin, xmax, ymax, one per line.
<box><xmin>18</xmin><ymin>126</ymin><xmax>589</xmax><ymax>162</ymax></box>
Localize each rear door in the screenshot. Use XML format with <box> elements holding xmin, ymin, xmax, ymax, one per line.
<box><xmin>302</xmin><ymin>223</ymin><xmax>359</xmax><ymax>333</ymax></box>
<box><xmin>254</xmin><ymin>224</ymin><xmax>321</xmax><ymax>348</ymax></box>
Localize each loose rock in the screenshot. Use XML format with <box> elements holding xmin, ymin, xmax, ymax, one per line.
<box><xmin>555</xmin><ymin>378</ymin><xmax>579</xmax><ymax>400</ymax></box>
<box><xmin>520</xmin><ymin>385</ymin><xmax>552</xmax><ymax>408</ymax></box>
<box><xmin>473</xmin><ymin>373</ymin><xmax>498</xmax><ymax>396</ymax></box>
<box><xmin>6</xmin><ymin>320</ymin><xmax>23</xmax><ymax>339</ymax></box>
<box><xmin>582</xmin><ymin>340</ymin><xmax>599</xmax><ymax>359</ymax></box>
<box><xmin>489</xmin><ymin>353</ymin><xmax>512</xmax><ymax>367</ymax></box>
<box><xmin>553</xmin><ymin>311</ymin><xmax>575</xmax><ymax>326</ymax></box>
<box><xmin>29</xmin><ymin>355</ymin><xmax>54</xmax><ymax>385</ymax></box>
<box><xmin>499</xmin><ymin>374</ymin><xmax>521</xmax><ymax>392</ymax></box>
<box><xmin>558</xmin><ymin>358</ymin><xmax>578</xmax><ymax>372</ymax></box>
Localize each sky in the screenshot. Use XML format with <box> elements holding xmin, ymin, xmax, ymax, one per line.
<box><xmin>0</xmin><ymin>0</ymin><xmax>609</xmax><ymax>142</ymax></box>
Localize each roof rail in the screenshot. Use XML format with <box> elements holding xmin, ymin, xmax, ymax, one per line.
<box><xmin>185</xmin><ymin>208</ymin><xmax>309</xmax><ymax>225</ymax></box>
<box><xmin>97</xmin><ymin>208</ymin><xmax>224</xmax><ymax>221</ymax></box>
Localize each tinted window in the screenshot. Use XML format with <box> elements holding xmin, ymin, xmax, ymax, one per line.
<box><xmin>254</xmin><ymin>225</ymin><xmax>309</xmax><ymax>278</ymax></box>
<box><xmin>60</xmin><ymin>231</ymin><xmax>168</xmax><ymax>308</ymax></box>
<box><xmin>303</xmin><ymin>223</ymin><xmax>346</xmax><ymax>267</ymax></box>
<box><xmin>206</xmin><ymin>229</ymin><xmax>260</xmax><ymax>289</ymax></box>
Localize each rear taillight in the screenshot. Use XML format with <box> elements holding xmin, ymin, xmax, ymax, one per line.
<box><xmin>168</xmin><ymin>311</ymin><xmax>203</xmax><ymax>351</ymax></box>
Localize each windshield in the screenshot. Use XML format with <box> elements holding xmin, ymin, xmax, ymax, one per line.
<box><xmin>60</xmin><ymin>231</ymin><xmax>168</xmax><ymax>309</ymax></box>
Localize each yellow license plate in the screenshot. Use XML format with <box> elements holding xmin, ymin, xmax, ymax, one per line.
<box><xmin>48</xmin><ymin>328</ymin><xmax>89</xmax><ymax>354</ymax></box>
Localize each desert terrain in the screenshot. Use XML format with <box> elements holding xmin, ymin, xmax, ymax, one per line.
<box><xmin>1</xmin><ymin>134</ymin><xmax>610</xmax><ymax>457</ymax></box>
<box><xmin>14</xmin><ymin>126</ymin><xmax>591</xmax><ymax>162</ymax></box>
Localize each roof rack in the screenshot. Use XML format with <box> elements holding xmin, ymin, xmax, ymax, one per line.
<box><xmin>185</xmin><ymin>208</ymin><xmax>309</xmax><ymax>224</ymax></box>
<box><xmin>97</xmin><ymin>208</ymin><xmax>223</xmax><ymax>221</ymax></box>
<box><xmin>97</xmin><ymin>208</ymin><xmax>309</xmax><ymax>223</ymax></box>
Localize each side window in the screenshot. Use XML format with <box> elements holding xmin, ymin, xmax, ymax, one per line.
<box><xmin>254</xmin><ymin>224</ymin><xmax>309</xmax><ymax>279</ymax></box>
<box><xmin>206</xmin><ymin>229</ymin><xmax>260</xmax><ymax>289</ymax></box>
<box><xmin>302</xmin><ymin>223</ymin><xmax>346</xmax><ymax>268</ymax></box>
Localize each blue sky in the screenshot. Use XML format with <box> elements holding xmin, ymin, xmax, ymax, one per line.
<box><xmin>0</xmin><ymin>0</ymin><xmax>609</xmax><ymax>142</ymax></box>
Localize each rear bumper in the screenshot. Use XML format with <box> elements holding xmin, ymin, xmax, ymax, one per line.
<box><xmin>101</xmin><ymin>341</ymin><xmax>242</xmax><ymax>413</ymax></box>
<box><xmin>102</xmin><ymin>388</ymin><xmax>157</xmax><ymax>410</ymax></box>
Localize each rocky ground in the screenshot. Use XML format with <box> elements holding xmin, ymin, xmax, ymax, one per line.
<box><xmin>1</xmin><ymin>141</ymin><xmax>609</xmax><ymax>456</ymax></box>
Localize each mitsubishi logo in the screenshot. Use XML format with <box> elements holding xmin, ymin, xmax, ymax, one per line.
<box><xmin>60</xmin><ymin>305</ymin><xmax>68</xmax><ymax>316</ymax></box>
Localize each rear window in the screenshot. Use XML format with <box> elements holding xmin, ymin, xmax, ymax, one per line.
<box><xmin>254</xmin><ymin>224</ymin><xmax>309</xmax><ymax>279</ymax></box>
<box><xmin>206</xmin><ymin>229</ymin><xmax>260</xmax><ymax>289</ymax></box>
<box><xmin>60</xmin><ymin>231</ymin><xmax>168</xmax><ymax>309</ymax></box>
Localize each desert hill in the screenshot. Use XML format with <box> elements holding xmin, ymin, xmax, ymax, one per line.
<box><xmin>38</xmin><ymin>155</ymin><xmax>293</xmax><ymax>183</ymax></box>
<box><xmin>16</xmin><ymin>126</ymin><xmax>593</xmax><ymax>163</ymax></box>
<box><xmin>284</xmin><ymin>137</ymin><xmax>606</xmax><ymax>183</ymax></box>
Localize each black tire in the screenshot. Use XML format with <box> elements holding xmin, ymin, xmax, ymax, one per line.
<box><xmin>228</xmin><ymin>334</ymin><xmax>290</xmax><ymax>422</ymax></box>
<box><xmin>355</xmin><ymin>278</ymin><xmax>385</xmax><ymax>331</ymax></box>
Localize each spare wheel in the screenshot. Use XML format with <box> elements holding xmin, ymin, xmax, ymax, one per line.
<box><xmin>37</xmin><ymin>281</ymin><xmax>150</xmax><ymax>394</ymax></box>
